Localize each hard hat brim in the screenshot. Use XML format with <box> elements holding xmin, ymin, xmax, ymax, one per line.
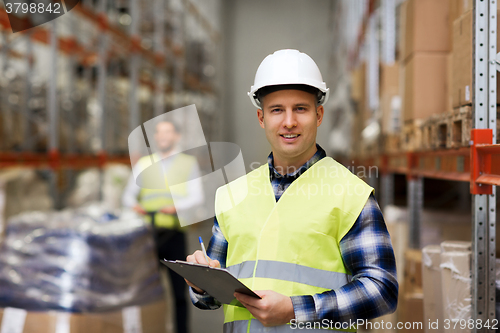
<box><xmin>248</xmin><ymin>84</ymin><xmax>329</xmax><ymax>109</ymax></box>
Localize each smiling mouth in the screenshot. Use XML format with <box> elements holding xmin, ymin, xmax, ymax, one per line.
<box><xmin>280</xmin><ymin>134</ymin><xmax>300</xmax><ymax>139</ymax></box>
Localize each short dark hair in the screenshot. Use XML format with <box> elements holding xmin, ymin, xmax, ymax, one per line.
<box><xmin>155</xmin><ymin>120</ymin><xmax>181</xmax><ymax>133</ymax></box>
<box><xmin>256</xmin><ymin>84</ymin><xmax>323</xmax><ymax>107</ymax></box>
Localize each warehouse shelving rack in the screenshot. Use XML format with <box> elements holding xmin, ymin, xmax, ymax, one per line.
<box><xmin>0</xmin><ymin>0</ymin><xmax>220</xmax><ymax>205</ymax></box>
<box><xmin>350</xmin><ymin>0</ymin><xmax>499</xmax><ymax>330</ymax></box>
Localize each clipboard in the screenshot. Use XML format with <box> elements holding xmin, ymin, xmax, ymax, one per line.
<box><xmin>160</xmin><ymin>259</ymin><xmax>261</xmax><ymax>306</ymax></box>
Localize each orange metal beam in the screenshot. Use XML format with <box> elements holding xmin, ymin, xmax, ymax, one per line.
<box><xmin>0</xmin><ymin>152</ymin><xmax>130</xmax><ymax>169</ymax></box>
<box><xmin>363</xmin><ymin>131</ymin><xmax>500</xmax><ymax>190</ymax></box>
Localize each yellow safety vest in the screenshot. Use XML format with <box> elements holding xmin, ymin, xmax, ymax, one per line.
<box><xmin>215</xmin><ymin>157</ymin><xmax>373</xmax><ymax>333</ymax></box>
<box><xmin>138</xmin><ymin>153</ymin><xmax>196</xmax><ymax>230</ymax></box>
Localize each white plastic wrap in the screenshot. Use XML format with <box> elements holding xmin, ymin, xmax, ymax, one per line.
<box><xmin>440</xmin><ymin>245</ymin><xmax>472</xmax><ymax>333</ymax></box>
<box><xmin>422</xmin><ymin>245</ymin><xmax>443</xmax><ymax>333</ymax></box>
<box><xmin>0</xmin><ymin>203</ymin><xmax>163</xmax><ymax>312</ymax></box>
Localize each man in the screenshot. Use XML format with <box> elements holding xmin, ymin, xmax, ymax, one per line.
<box><xmin>123</xmin><ymin>120</ymin><xmax>203</xmax><ymax>333</ymax></box>
<box><xmin>186</xmin><ymin>49</ymin><xmax>398</xmax><ymax>332</ymax></box>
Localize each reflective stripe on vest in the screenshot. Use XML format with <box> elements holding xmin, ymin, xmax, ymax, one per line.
<box><xmin>223</xmin><ymin>320</ymin><xmax>355</xmax><ymax>333</ymax></box>
<box><xmin>227</xmin><ymin>260</ymin><xmax>351</xmax><ymax>290</ymax></box>
<box><xmin>216</xmin><ymin>157</ymin><xmax>373</xmax><ymax>332</ymax></box>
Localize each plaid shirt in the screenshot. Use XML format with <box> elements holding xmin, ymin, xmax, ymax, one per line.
<box><xmin>190</xmin><ymin>144</ymin><xmax>398</xmax><ymax>324</ymax></box>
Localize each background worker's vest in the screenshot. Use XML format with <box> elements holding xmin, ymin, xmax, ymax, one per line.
<box><xmin>138</xmin><ymin>153</ymin><xmax>196</xmax><ymax>230</ymax></box>
<box><xmin>215</xmin><ymin>157</ymin><xmax>373</xmax><ymax>333</ymax></box>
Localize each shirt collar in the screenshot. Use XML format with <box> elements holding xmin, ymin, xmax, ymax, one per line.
<box><xmin>267</xmin><ymin>144</ymin><xmax>326</xmax><ymax>179</ymax></box>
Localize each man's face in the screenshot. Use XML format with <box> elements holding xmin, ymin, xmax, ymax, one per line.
<box><xmin>154</xmin><ymin>122</ymin><xmax>179</xmax><ymax>153</ymax></box>
<box><xmin>257</xmin><ymin>89</ymin><xmax>324</xmax><ymax>167</ymax></box>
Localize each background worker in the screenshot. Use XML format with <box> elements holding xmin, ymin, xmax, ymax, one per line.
<box><xmin>185</xmin><ymin>49</ymin><xmax>398</xmax><ymax>332</ymax></box>
<box><xmin>123</xmin><ymin>120</ymin><xmax>203</xmax><ymax>333</ymax></box>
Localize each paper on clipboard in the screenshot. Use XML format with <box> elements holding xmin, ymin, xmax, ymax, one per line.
<box><xmin>160</xmin><ymin>260</ymin><xmax>261</xmax><ymax>306</ymax></box>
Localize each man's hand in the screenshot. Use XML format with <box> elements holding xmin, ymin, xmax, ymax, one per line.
<box><xmin>185</xmin><ymin>250</ymin><xmax>220</xmax><ymax>294</ymax></box>
<box><xmin>234</xmin><ymin>290</ymin><xmax>295</xmax><ymax>327</ymax></box>
<box><xmin>133</xmin><ymin>204</ymin><xmax>147</xmax><ymax>215</ymax></box>
<box><xmin>160</xmin><ymin>206</ymin><xmax>176</xmax><ymax>215</ymax></box>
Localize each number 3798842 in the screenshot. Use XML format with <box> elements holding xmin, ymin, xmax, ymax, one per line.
<box><xmin>5</xmin><ymin>2</ymin><xmax>61</xmax><ymax>14</ymax></box>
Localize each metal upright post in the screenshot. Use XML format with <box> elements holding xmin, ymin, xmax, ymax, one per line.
<box><xmin>67</xmin><ymin>13</ymin><xmax>77</xmax><ymax>154</ymax></box>
<box><xmin>380</xmin><ymin>173</ymin><xmax>394</xmax><ymax>210</ymax></box>
<box><xmin>23</xmin><ymin>32</ymin><xmax>33</xmax><ymax>151</ymax></box>
<box><xmin>129</xmin><ymin>0</ymin><xmax>140</xmax><ymax>133</ymax></box>
<box><xmin>97</xmin><ymin>2</ymin><xmax>108</xmax><ymax>145</ymax></box>
<box><xmin>379</xmin><ymin>0</ymin><xmax>397</xmax><ymax>213</ymax></box>
<box><xmin>1</xmin><ymin>31</ymin><xmax>10</xmax><ymax>150</ymax></box>
<box><xmin>407</xmin><ymin>176</ymin><xmax>422</xmax><ymax>249</ymax></box>
<box><xmin>48</xmin><ymin>20</ymin><xmax>60</xmax><ymax>208</ymax></box>
<box><xmin>471</xmin><ymin>0</ymin><xmax>497</xmax><ymax>330</ymax></box>
<box><xmin>154</xmin><ymin>0</ymin><xmax>165</xmax><ymax>117</ymax></box>
<box><xmin>97</xmin><ymin>0</ymin><xmax>108</xmax><ymax>201</ymax></box>
<box><xmin>170</xmin><ymin>0</ymin><xmax>185</xmax><ymax>108</ymax></box>
<box><xmin>381</xmin><ymin>0</ymin><xmax>396</xmax><ymax>65</ymax></box>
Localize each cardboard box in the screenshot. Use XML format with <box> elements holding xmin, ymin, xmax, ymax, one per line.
<box><xmin>452</xmin><ymin>10</ymin><xmax>500</xmax><ymax>108</ymax></box>
<box><xmin>351</xmin><ymin>63</ymin><xmax>368</xmax><ymax>154</ymax></box>
<box><xmin>449</xmin><ymin>0</ymin><xmax>473</xmax><ymax>47</ymax></box>
<box><xmin>401</xmin><ymin>0</ymin><xmax>451</xmax><ymax>63</ymax></box>
<box><xmin>441</xmin><ymin>240</ymin><xmax>471</xmax><ymax>252</ymax></box>
<box><xmin>350</xmin><ymin>63</ymin><xmax>366</xmax><ymax>102</ymax></box>
<box><xmin>422</xmin><ymin>245</ymin><xmax>444</xmax><ymax>333</ymax></box>
<box><xmin>0</xmin><ymin>301</ymin><xmax>167</xmax><ymax>333</ymax></box>
<box><xmin>380</xmin><ymin>64</ymin><xmax>400</xmax><ymax>96</ymax></box>
<box><xmin>381</xmin><ymin>94</ymin><xmax>402</xmax><ymax>134</ymax></box>
<box><xmin>396</xmin><ymin>1</ymin><xmax>407</xmax><ymax>62</ymax></box>
<box><xmin>440</xmin><ymin>242</ymin><xmax>472</xmax><ymax>333</ymax></box>
<box><xmin>404</xmin><ymin>249</ymin><xmax>423</xmax><ymax>295</ymax></box>
<box><xmin>403</xmin><ymin>53</ymin><xmax>448</xmax><ymax>122</ymax></box>
<box><xmin>451</xmin><ymin>10</ymin><xmax>473</xmax><ymax>108</ymax></box>
<box><xmin>384</xmin><ymin>206</ymin><xmax>409</xmax><ymax>284</ymax></box>
<box><xmin>402</xmin><ymin>293</ymin><xmax>425</xmax><ymax>333</ymax></box>
<box><xmin>380</xmin><ymin>64</ymin><xmax>401</xmax><ymax>134</ymax></box>
<box><xmin>449</xmin><ymin>0</ymin><xmax>473</xmax><ymax>26</ymax></box>
<box><xmin>446</xmin><ymin>53</ymin><xmax>453</xmax><ymax>114</ymax></box>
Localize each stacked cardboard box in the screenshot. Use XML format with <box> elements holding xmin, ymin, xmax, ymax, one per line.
<box><xmin>403</xmin><ymin>54</ymin><xmax>448</xmax><ymax>122</ymax></box>
<box><xmin>449</xmin><ymin>0</ymin><xmax>473</xmax><ymax>29</ymax></box>
<box><xmin>422</xmin><ymin>241</ymin><xmax>472</xmax><ymax>333</ymax></box>
<box><xmin>0</xmin><ymin>301</ymin><xmax>167</xmax><ymax>333</ymax></box>
<box><xmin>422</xmin><ymin>245</ymin><xmax>443</xmax><ymax>333</ymax></box>
<box><xmin>451</xmin><ymin>9</ymin><xmax>500</xmax><ymax>108</ymax></box>
<box><xmin>399</xmin><ymin>0</ymin><xmax>451</xmax><ymax>123</ymax></box>
<box><xmin>381</xmin><ymin>64</ymin><xmax>400</xmax><ymax>134</ymax></box>
<box><xmin>351</xmin><ymin>63</ymin><xmax>367</xmax><ymax>155</ymax></box>
<box><xmin>440</xmin><ymin>241</ymin><xmax>472</xmax><ymax>333</ymax></box>
<box><xmin>380</xmin><ymin>64</ymin><xmax>402</xmax><ymax>153</ymax></box>
<box><xmin>402</xmin><ymin>249</ymin><xmax>424</xmax><ymax>333</ymax></box>
<box><xmin>381</xmin><ymin>206</ymin><xmax>409</xmax><ymax>331</ymax></box>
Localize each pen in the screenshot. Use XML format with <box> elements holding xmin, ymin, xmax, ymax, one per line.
<box><xmin>199</xmin><ymin>236</ymin><xmax>210</xmax><ymax>264</ymax></box>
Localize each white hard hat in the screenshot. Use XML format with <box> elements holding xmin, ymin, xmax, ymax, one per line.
<box><xmin>248</xmin><ymin>49</ymin><xmax>330</xmax><ymax>109</ymax></box>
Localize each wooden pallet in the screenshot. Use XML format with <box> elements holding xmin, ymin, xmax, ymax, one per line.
<box><xmin>401</xmin><ymin>119</ymin><xmax>424</xmax><ymax>151</ymax></box>
<box><xmin>421</xmin><ymin>117</ymin><xmax>434</xmax><ymax>150</ymax></box>
<box><xmin>391</xmin><ymin>107</ymin><xmax>497</xmax><ymax>153</ymax></box>
<box><xmin>430</xmin><ymin>113</ymin><xmax>449</xmax><ymax>149</ymax></box>
<box><xmin>359</xmin><ymin>138</ymin><xmax>381</xmax><ymax>158</ymax></box>
<box><xmin>447</xmin><ymin>106</ymin><xmax>472</xmax><ymax>148</ymax></box>
<box><xmin>382</xmin><ymin>134</ymin><xmax>401</xmax><ymax>153</ymax></box>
